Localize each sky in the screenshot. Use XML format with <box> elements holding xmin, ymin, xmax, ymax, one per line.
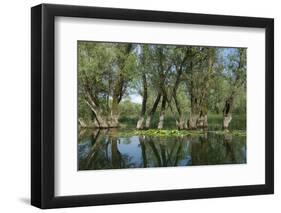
<box><xmin>129</xmin><ymin>94</ymin><xmax>142</xmax><ymax>104</ymax></box>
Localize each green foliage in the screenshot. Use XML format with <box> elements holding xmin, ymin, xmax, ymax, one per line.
<box><xmin>107</xmin><ymin>128</ymin><xmax>246</xmax><ymax>138</ymax></box>
<box><xmin>109</xmin><ymin>129</ymin><xmax>204</xmax><ymax>138</ymax></box>
<box><xmin>78</xmin><ymin>41</ymin><xmax>246</xmax><ymax>130</ymax></box>
<box><xmin>78</xmin><ymin>41</ymin><xmax>137</xmax><ymax>124</ymax></box>
<box><xmin>134</xmin><ymin>129</ymin><xmax>204</xmax><ymax>137</ymax></box>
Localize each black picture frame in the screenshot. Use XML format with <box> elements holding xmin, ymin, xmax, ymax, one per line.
<box><xmin>31</xmin><ymin>3</ymin><xmax>274</xmax><ymax>209</ymax></box>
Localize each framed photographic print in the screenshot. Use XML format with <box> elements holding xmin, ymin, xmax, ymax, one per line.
<box><xmin>31</xmin><ymin>3</ymin><xmax>274</xmax><ymax>209</ymax></box>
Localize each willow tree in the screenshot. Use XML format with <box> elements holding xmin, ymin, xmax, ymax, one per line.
<box><xmin>78</xmin><ymin>42</ymin><xmax>136</xmax><ymax>128</ymax></box>
<box><xmin>222</xmin><ymin>48</ymin><xmax>246</xmax><ymax>130</ymax></box>
<box><xmin>141</xmin><ymin>45</ymin><xmax>173</xmax><ymax>129</ymax></box>
<box><xmin>155</xmin><ymin>46</ymin><xmax>169</xmax><ymax>129</ymax></box>
<box><xmin>196</xmin><ymin>47</ymin><xmax>217</xmax><ymax>129</ymax></box>
<box><xmin>184</xmin><ymin>47</ymin><xmax>218</xmax><ymax>129</ymax></box>
<box><xmin>136</xmin><ymin>44</ymin><xmax>176</xmax><ymax>130</ymax></box>
<box><xmin>135</xmin><ymin>44</ymin><xmax>162</xmax><ymax>130</ymax></box>
<box><xmin>136</xmin><ymin>45</ymin><xmax>150</xmax><ymax>130</ymax></box>
<box><xmin>185</xmin><ymin>47</ymin><xmax>206</xmax><ymax>129</ymax></box>
<box><xmin>169</xmin><ymin>46</ymin><xmax>191</xmax><ymax>129</ymax></box>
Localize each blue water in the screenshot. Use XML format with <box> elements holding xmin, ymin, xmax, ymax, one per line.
<box><xmin>78</xmin><ymin>131</ymin><xmax>246</xmax><ymax>170</ymax></box>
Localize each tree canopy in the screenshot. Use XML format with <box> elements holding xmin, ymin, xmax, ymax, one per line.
<box><xmin>78</xmin><ymin>41</ymin><xmax>246</xmax><ymax>131</ymax></box>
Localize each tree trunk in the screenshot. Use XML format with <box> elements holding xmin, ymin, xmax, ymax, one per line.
<box><xmin>223</xmin><ymin>114</ymin><xmax>232</xmax><ymax>130</ymax></box>
<box><xmin>85</xmin><ymin>95</ymin><xmax>119</xmax><ymax>128</ymax></box>
<box><xmin>136</xmin><ymin>116</ymin><xmax>145</xmax><ymax>130</ymax></box>
<box><xmin>111</xmin><ymin>90</ymin><xmax>121</xmax><ymax>128</ymax></box>
<box><xmin>223</xmin><ymin>97</ymin><xmax>233</xmax><ymax>130</ymax></box>
<box><xmin>157</xmin><ymin>113</ymin><xmax>165</xmax><ymax>129</ymax></box>
<box><xmin>197</xmin><ymin>98</ymin><xmax>208</xmax><ymax>129</ymax></box>
<box><xmin>188</xmin><ymin>113</ymin><xmax>199</xmax><ymax>129</ymax></box>
<box><xmin>108</xmin><ymin>114</ymin><xmax>119</xmax><ymax>128</ymax></box>
<box><xmin>109</xmin><ymin>74</ymin><xmax>123</xmax><ymax>128</ymax></box>
<box><xmin>136</xmin><ymin>73</ymin><xmax>148</xmax><ymax>130</ymax></box>
<box><xmin>145</xmin><ymin>93</ymin><xmax>161</xmax><ymax>129</ymax></box>
<box><xmin>188</xmin><ymin>95</ymin><xmax>200</xmax><ymax>129</ymax></box>
<box><xmin>109</xmin><ymin>44</ymin><xmax>133</xmax><ymax>129</ymax></box>
<box><xmin>176</xmin><ymin>115</ymin><xmax>187</xmax><ymax>130</ymax></box>
<box><xmin>174</xmin><ymin>95</ymin><xmax>186</xmax><ymax>130</ymax></box>
<box><xmin>95</xmin><ymin>114</ymin><xmax>119</xmax><ymax>128</ymax></box>
<box><xmin>222</xmin><ymin>49</ymin><xmax>246</xmax><ymax>131</ymax></box>
<box><xmin>188</xmin><ymin>48</ymin><xmax>215</xmax><ymax>130</ymax></box>
<box><xmin>197</xmin><ymin>114</ymin><xmax>208</xmax><ymax>129</ymax></box>
<box><xmin>172</xmin><ymin>51</ymin><xmax>188</xmax><ymax>130</ymax></box>
<box><xmin>158</xmin><ymin>95</ymin><xmax>167</xmax><ymax>129</ymax></box>
<box><xmin>78</xmin><ymin>118</ymin><xmax>87</xmax><ymax>128</ymax></box>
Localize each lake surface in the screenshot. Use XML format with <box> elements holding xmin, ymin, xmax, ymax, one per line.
<box><xmin>78</xmin><ymin>130</ymin><xmax>246</xmax><ymax>170</ymax></box>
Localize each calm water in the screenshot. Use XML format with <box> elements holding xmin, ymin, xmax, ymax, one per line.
<box><xmin>78</xmin><ymin>130</ymin><xmax>246</xmax><ymax>170</ymax></box>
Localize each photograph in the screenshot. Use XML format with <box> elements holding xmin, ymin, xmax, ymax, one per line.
<box><xmin>77</xmin><ymin>41</ymin><xmax>247</xmax><ymax>170</ymax></box>
<box><xmin>29</xmin><ymin>2</ymin><xmax>274</xmax><ymax>209</ymax></box>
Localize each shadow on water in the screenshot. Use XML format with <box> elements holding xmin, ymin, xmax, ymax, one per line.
<box><xmin>78</xmin><ymin>129</ymin><xmax>246</xmax><ymax>170</ymax></box>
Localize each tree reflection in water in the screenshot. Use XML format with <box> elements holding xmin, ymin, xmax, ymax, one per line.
<box><xmin>78</xmin><ymin>130</ymin><xmax>246</xmax><ymax>170</ymax></box>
